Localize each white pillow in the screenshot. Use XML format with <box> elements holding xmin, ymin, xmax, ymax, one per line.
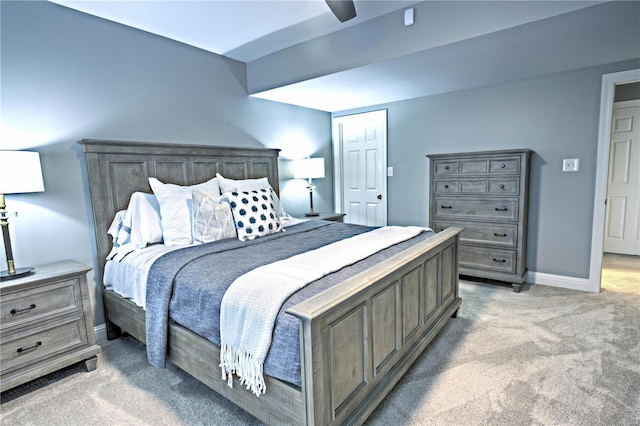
<box><xmin>216</xmin><ymin>173</ymin><xmax>286</xmax><ymax>218</ymax></box>
<box><xmin>106</xmin><ymin>192</ymin><xmax>163</xmax><ymax>259</ymax></box>
<box><xmin>149</xmin><ymin>177</ymin><xmax>220</xmax><ymax>246</ymax></box>
<box><xmin>220</xmin><ymin>188</ymin><xmax>283</xmax><ymax>241</ymax></box>
<box><xmin>128</xmin><ymin>192</ymin><xmax>164</xmax><ymax>247</ymax></box>
<box><xmin>191</xmin><ymin>190</ymin><xmax>236</xmax><ymax>243</ymax></box>
<box><xmin>216</xmin><ymin>173</ymin><xmax>270</xmax><ymax>193</ymax></box>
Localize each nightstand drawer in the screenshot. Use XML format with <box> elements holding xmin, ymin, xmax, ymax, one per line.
<box><xmin>460</xmin><ymin>246</ymin><xmax>517</xmax><ymax>274</ymax></box>
<box><xmin>434</xmin><ymin>221</ymin><xmax>517</xmax><ymax>248</ymax></box>
<box><xmin>434</xmin><ymin>198</ymin><xmax>519</xmax><ymax>222</ymax></box>
<box><xmin>1</xmin><ymin>315</ymin><xmax>88</xmax><ymax>374</ymax></box>
<box><xmin>0</xmin><ymin>278</ymin><xmax>83</xmax><ymax>331</ymax></box>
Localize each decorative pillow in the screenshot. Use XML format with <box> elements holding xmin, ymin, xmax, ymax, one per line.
<box><xmin>191</xmin><ymin>190</ymin><xmax>236</xmax><ymax>243</ymax></box>
<box><xmin>216</xmin><ymin>173</ymin><xmax>287</xmax><ymax>218</ymax></box>
<box><xmin>149</xmin><ymin>177</ymin><xmax>220</xmax><ymax>246</ymax></box>
<box><xmin>220</xmin><ymin>188</ymin><xmax>283</xmax><ymax>241</ymax></box>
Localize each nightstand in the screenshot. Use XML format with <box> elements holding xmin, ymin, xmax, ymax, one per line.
<box><xmin>0</xmin><ymin>260</ymin><xmax>101</xmax><ymax>392</ymax></box>
<box><xmin>303</xmin><ymin>213</ymin><xmax>346</xmax><ymax>222</ymax></box>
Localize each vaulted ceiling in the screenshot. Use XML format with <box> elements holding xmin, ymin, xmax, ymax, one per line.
<box><xmin>48</xmin><ymin>1</ymin><xmax>640</xmax><ymax>112</ymax></box>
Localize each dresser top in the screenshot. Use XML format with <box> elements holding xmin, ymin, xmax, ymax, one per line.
<box><xmin>426</xmin><ymin>148</ymin><xmax>533</xmax><ymax>159</ymax></box>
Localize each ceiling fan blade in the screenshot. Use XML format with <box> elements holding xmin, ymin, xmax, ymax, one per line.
<box><xmin>325</xmin><ymin>0</ymin><xmax>357</xmax><ymax>23</ymax></box>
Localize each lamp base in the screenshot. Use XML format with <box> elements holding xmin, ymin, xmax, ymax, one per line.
<box><xmin>304</xmin><ymin>212</ymin><xmax>320</xmax><ymax>217</ymax></box>
<box><xmin>1</xmin><ymin>267</ymin><xmax>34</xmax><ymax>281</ymax></box>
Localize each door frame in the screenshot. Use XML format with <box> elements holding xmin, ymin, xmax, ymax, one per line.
<box><xmin>589</xmin><ymin>68</ymin><xmax>640</xmax><ymax>292</ymax></box>
<box><xmin>332</xmin><ymin>109</ymin><xmax>388</xmax><ymax>224</ymax></box>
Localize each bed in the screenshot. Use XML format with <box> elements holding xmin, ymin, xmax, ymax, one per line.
<box><xmin>80</xmin><ymin>139</ymin><xmax>462</xmax><ymax>425</ymax></box>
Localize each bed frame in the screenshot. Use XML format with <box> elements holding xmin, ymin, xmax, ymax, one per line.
<box><xmin>80</xmin><ymin>139</ymin><xmax>462</xmax><ymax>425</ymax></box>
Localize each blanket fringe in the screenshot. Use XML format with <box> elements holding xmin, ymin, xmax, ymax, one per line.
<box><xmin>220</xmin><ymin>344</ymin><xmax>266</xmax><ymax>397</ymax></box>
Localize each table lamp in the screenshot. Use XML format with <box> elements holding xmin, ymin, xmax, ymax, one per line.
<box><xmin>293</xmin><ymin>157</ymin><xmax>325</xmax><ymax>217</ymax></box>
<box><xmin>0</xmin><ymin>151</ymin><xmax>45</xmax><ymax>281</ymax></box>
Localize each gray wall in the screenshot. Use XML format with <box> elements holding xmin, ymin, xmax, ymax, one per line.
<box><xmin>1</xmin><ymin>1</ymin><xmax>331</xmax><ymax>326</ymax></box>
<box><xmin>336</xmin><ymin>59</ymin><xmax>640</xmax><ymax>279</ymax></box>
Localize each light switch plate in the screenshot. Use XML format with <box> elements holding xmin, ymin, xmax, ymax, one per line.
<box><xmin>563</xmin><ymin>158</ymin><xmax>580</xmax><ymax>172</ymax></box>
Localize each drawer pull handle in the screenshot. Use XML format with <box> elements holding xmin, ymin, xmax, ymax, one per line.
<box><xmin>441</xmin><ymin>205</ymin><xmax>453</xmax><ymax>209</ymax></box>
<box><xmin>500</xmin><ymin>163</ymin><xmax>506</xmax><ymax>168</ymax></box>
<box><xmin>494</xmin><ymin>233</ymin><xmax>507</xmax><ymax>237</ymax></box>
<box><xmin>493</xmin><ymin>258</ymin><xmax>506</xmax><ymax>263</ymax></box>
<box><xmin>10</xmin><ymin>304</ymin><xmax>36</xmax><ymax>316</ymax></box>
<box><xmin>495</xmin><ymin>207</ymin><xmax>508</xmax><ymax>211</ymax></box>
<box><xmin>444</xmin><ymin>184</ymin><xmax>449</xmax><ymax>189</ymax></box>
<box><xmin>500</xmin><ymin>184</ymin><xmax>505</xmax><ymax>189</ymax></box>
<box><xmin>17</xmin><ymin>341</ymin><xmax>42</xmax><ymax>354</ymax></box>
<box><xmin>444</xmin><ymin>165</ymin><xmax>450</xmax><ymax>170</ymax></box>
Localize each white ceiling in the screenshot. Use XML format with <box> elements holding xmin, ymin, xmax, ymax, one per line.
<box><xmin>48</xmin><ymin>1</ymin><xmax>638</xmax><ymax>112</ymax></box>
<box><xmin>49</xmin><ymin>0</ymin><xmax>420</xmax><ymax>62</ymax></box>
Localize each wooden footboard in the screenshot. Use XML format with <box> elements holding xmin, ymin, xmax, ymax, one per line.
<box><xmin>288</xmin><ymin>226</ymin><xmax>462</xmax><ymax>425</ymax></box>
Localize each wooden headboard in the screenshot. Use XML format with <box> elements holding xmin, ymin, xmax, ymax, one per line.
<box><xmin>79</xmin><ymin>139</ymin><xmax>280</xmax><ymax>289</ymax></box>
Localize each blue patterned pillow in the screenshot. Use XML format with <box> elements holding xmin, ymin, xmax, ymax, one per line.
<box><xmin>220</xmin><ymin>188</ymin><xmax>283</xmax><ymax>241</ymax></box>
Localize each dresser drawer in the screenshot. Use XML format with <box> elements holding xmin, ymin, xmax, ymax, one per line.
<box><xmin>434</xmin><ymin>221</ymin><xmax>517</xmax><ymax>248</ymax></box>
<box><xmin>433</xmin><ymin>180</ymin><xmax>459</xmax><ymax>193</ymax></box>
<box><xmin>0</xmin><ymin>278</ymin><xmax>83</xmax><ymax>331</ymax></box>
<box><xmin>1</xmin><ymin>315</ymin><xmax>89</xmax><ymax>374</ymax></box>
<box><xmin>433</xmin><ymin>161</ymin><xmax>459</xmax><ymax>175</ymax></box>
<box><xmin>488</xmin><ymin>178</ymin><xmax>519</xmax><ymax>194</ymax></box>
<box><xmin>434</xmin><ymin>156</ymin><xmax>521</xmax><ymax>176</ymax></box>
<box><xmin>460</xmin><ymin>246</ymin><xmax>517</xmax><ymax>274</ymax></box>
<box><xmin>489</xmin><ymin>157</ymin><xmax>520</xmax><ymax>174</ymax></box>
<box><xmin>433</xmin><ymin>198</ymin><xmax>519</xmax><ymax>222</ymax></box>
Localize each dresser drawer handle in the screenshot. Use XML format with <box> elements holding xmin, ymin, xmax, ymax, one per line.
<box><xmin>500</xmin><ymin>163</ymin><xmax>506</xmax><ymax>168</ymax></box>
<box><xmin>444</xmin><ymin>184</ymin><xmax>449</xmax><ymax>189</ymax></box>
<box><xmin>492</xmin><ymin>258</ymin><xmax>506</xmax><ymax>263</ymax></box>
<box><xmin>494</xmin><ymin>233</ymin><xmax>507</xmax><ymax>237</ymax></box>
<box><xmin>10</xmin><ymin>304</ymin><xmax>36</xmax><ymax>316</ymax></box>
<box><xmin>500</xmin><ymin>184</ymin><xmax>505</xmax><ymax>189</ymax></box>
<box><xmin>441</xmin><ymin>205</ymin><xmax>453</xmax><ymax>209</ymax></box>
<box><xmin>17</xmin><ymin>341</ymin><xmax>42</xmax><ymax>355</ymax></box>
<box><xmin>494</xmin><ymin>207</ymin><xmax>508</xmax><ymax>211</ymax></box>
<box><xmin>445</xmin><ymin>165</ymin><xmax>450</xmax><ymax>170</ymax></box>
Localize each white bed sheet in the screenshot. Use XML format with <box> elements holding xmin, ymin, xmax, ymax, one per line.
<box><xmin>103</xmin><ymin>244</ymin><xmax>182</xmax><ymax>309</ymax></box>
<box><xmin>103</xmin><ymin>218</ymin><xmax>309</xmax><ymax>309</ymax></box>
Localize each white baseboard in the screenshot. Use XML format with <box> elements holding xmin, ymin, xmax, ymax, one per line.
<box><xmin>94</xmin><ymin>323</ymin><xmax>108</xmax><ymax>343</ymax></box>
<box><xmin>526</xmin><ymin>271</ymin><xmax>595</xmax><ymax>292</ymax></box>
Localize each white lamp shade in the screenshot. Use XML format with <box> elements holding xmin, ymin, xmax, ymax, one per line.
<box><xmin>293</xmin><ymin>157</ymin><xmax>325</xmax><ymax>179</ymax></box>
<box><xmin>0</xmin><ymin>151</ymin><xmax>45</xmax><ymax>194</ymax></box>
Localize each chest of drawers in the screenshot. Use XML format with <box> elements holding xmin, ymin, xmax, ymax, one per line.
<box><xmin>1</xmin><ymin>260</ymin><xmax>101</xmax><ymax>391</ymax></box>
<box><xmin>427</xmin><ymin>149</ymin><xmax>532</xmax><ymax>292</ymax></box>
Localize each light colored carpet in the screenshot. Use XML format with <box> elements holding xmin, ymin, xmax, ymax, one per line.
<box><xmin>2</xmin><ymin>255</ymin><xmax>638</xmax><ymax>425</ymax></box>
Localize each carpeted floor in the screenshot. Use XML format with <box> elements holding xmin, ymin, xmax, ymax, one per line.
<box><xmin>2</xmin><ymin>254</ymin><xmax>638</xmax><ymax>425</ymax></box>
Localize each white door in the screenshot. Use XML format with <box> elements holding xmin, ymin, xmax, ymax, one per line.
<box><xmin>332</xmin><ymin>110</ymin><xmax>387</xmax><ymax>226</ymax></box>
<box><xmin>604</xmin><ymin>100</ymin><xmax>640</xmax><ymax>255</ymax></box>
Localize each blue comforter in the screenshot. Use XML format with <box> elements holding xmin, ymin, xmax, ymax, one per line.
<box><xmin>145</xmin><ymin>220</ymin><xmax>434</xmax><ymax>387</ymax></box>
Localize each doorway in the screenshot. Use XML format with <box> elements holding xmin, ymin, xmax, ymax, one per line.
<box><xmin>589</xmin><ymin>69</ymin><xmax>640</xmax><ymax>293</ymax></box>
<box><xmin>603</xmin><ymin>99</ymin><xmax>640</xmax><ymax>255</ymax></box>
<box><xmin>332</xmin><ymin>110</ymin><xmax>388</xmax><ymax>226</ymax></box>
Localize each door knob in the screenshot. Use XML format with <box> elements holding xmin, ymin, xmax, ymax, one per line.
<box><xmin>377</xmin><ymin>194</ymin><xmax>382</xmax><ymax>200</ymax></box>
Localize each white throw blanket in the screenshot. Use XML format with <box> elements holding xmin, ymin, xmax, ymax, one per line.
<box><xmin>219</xmin><ymin>225</ymin><xmax>425</xmax><ymax>396</ymax></box>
